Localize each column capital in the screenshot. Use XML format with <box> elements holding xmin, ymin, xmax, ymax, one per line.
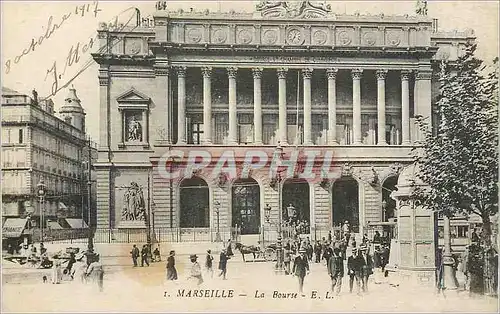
<box><xmin>227</xmin><ymin>67</ymin><xmax>238</xmax><ymax>78</ymax></box>
<box><xmin>252</xmin><ymin>68</ymin><xmax>263</xmax><ymax>79</ymax></box>
<box><xmin>302</xmin><ymin>68</ymin><xmax>313</xmax><ymax>79</ymax></box>
<box><xmin>416</xmin><ymin>70</ymin><xmax>433</xmax><ymax>80</ymax></box>
<box><xmin>277</xmin><ymin>68</ymin><xmax>288</xmax><ymax>79</ymax></box>
<box><xmin>326</xmin><ymin>68</ymin><xmax>338</xmax><ymax>80</ymax></box>
<box><xmin>201</xmin><ymin>67</ymin><xmax>212</xmax><ymax>78</ymax></box>
<box><xmin>376</xmin><ymin>69</ymin><xmax>388</xmax><ymax>80</ymax></box>
<box><xmin>351</xmin><ymin>69</ymin><xmax>363</xmax><ymax>80</ymax></box>
<box><xmin>401</xmin><ymin>70</ymin><xmax>412</xmax><ymax>81</ymax></box>
<box><xmin>154</xmin><ymin>66</ymin><xmax>170</xmax><ymax>77</ymax></box>
<box><xmin>176</xmin><ymin>66</ymin><xmax>187</xmax><ymax>78</ymax></box>
<box><xmin>98</xmin><ymin>76</ymin><xmax>109</xmax><ymax>86</ymax></box>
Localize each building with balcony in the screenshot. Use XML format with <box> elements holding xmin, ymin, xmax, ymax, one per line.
<box><xmin>1</xmin><ymin>87</ymin><xmax>96</xmax><ymax>234</ymax></box>
<box><xmin>91</xmin><ymin>1</ymin><xmax>474</xmax><ymax>242</ymax></box>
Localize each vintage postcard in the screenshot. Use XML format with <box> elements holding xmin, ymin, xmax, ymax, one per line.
<box><xmin>1</xmin><ymin>1</ymin><xmax>498</xmax><ymax>312</ymax></box>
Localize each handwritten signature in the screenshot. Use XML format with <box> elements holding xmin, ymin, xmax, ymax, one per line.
<box><xmin>43</xmin><ymin>7</ymin><xmax>140</xmax><ymax>99</ymax></box>
<box><xmin>4</xmin><ymin>1</ymin><xmax>102</xmax><ymax>75</ymax></box>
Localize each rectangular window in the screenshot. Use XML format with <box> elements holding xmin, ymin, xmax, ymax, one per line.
<box><xmin>18</xmin><ymin>129</ymin><xmax>23</xmax><ymax>144</ymax></box>
<box><xmin>457</xmin><ymin>226</ymin><xmax>469</xmax><ymax>238</ymax></box>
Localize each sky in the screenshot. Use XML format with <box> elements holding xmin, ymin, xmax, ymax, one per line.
<box><xmin>2</xmin><ymin>1</ymin><xmax>499</xmax><ymax>141</ymax></box>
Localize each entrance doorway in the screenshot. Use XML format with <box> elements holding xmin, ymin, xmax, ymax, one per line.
<box><xmin>232</xmin><ymin>179</ymin><xmax>260</xmax><ymax>235</ymax></box>
<box><xmin>332</xmin><ymin>176</ymin><xmax>359</xmax><ymax>233</ymax></box>
<box><xmin>179</xmin><ymin>177</ymin><xmax>209</xmax><ymax>228</ymax></box>
<box><xmin>282</xmin><ymin>178</ymin><xmax>310</xmax><ymax>233</ymax></box>
<box><xmin>382</xmin><ymin>175</ymin><xmax>398</xmax><ymax>221</ymax></box>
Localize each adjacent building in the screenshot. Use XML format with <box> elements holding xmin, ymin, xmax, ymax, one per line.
<box><xmin>91</xmin><ymin>2</ymin><xmax>475</xmax><ymax>244</ymax></box>
<box><xmin>1</xmin><ymin>87</ymin><xmax>96</xmax><ymax>239</ymax></box>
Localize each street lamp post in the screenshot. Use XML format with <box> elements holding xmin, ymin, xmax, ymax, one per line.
<box><xmin>86</xmin><ymin>138</ymin><xmax>94</xmax><ymax>253</ymax></box>
<box><xmin>274</xmin><ymin>143</ymin><xmax>285</xmax><ymax>273</ymax></box>
<box><xmin>151</xmin><ymin>202</ymin><xmax>156</xmax><ymax>243</ymax></box>
<box><xmin>37</xmin><ymin>180</ymin><xmax>46</xmax><ymax>244</ymax></box>
<box><xmin>214</xmin><ymin>200</ymin><xmax>222</xmax><ymax>242</ymax></box>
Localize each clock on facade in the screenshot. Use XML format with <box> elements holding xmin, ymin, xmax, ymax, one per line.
<box><xmin>287</xmin><ymin>28</ymin><xmax>304</xmax><ymax>45</ymax></box>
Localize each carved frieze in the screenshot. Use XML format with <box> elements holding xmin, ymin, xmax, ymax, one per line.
<box><xmin>362</xmin><ymin>31</ymin><xmax>377</xmax><ymax>46</ymax></box>
<box><xmin>387</xmin><ymin>30</ymin><xmax>402</xmax><ymax>46</ymax></box>
<box><xmin>186</xmin><ymin>26</ymin><xmax>203</xmax><ymax>43</ymax></box>
<box><xmin>256</xmin><ymin>1</ymin><xmax>332</xmax><ymax>19</ymax></box>
<box><xmin>262</xmin><ymin>29</ymin><xmax>279</xmax><ymax>45</ymax></box>
<box><xmin>337</xmin><ymin>29</ymin><xmax>352</xmax><ymax>46</ymax></box>
<box><xmin>237</xmin><ymin>27</ymin><xmax>254</xmax><ymax>44</ymax></box>
<box><xmin>312</xmin><ymin>29</ymin><xmax>328</xmax><ymax>45</ymax></box>
<box><xmin>212</xmin><ymin>27</ymin><xmax>228</xmax><ymax>44</ymax></box>
<box><xmin>125</xmin><ymin>38</ymin><xmax>142</xmax><ymax>55</ymax></box>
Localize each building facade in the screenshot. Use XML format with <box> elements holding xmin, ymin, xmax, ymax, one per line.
<box><xmin>92</xmin><ymin>2</ymin><xmax>473</xmax><ymax>241</ymax></box>
<box><xmin>1</xmin><ymin>87</ymin><xmax>96</xmax><ymax>230</ymax></box>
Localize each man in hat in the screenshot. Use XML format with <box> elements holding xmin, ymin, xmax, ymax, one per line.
<box><xmin>359</xmin><ymin>245</ymin><xmax>373</xmax><ymax>293</ymax></box>
<box><xmin>292</xmin><ymin>248</ymin><xmax>310</xmax><ymax>295</ymax></box>
<box><xmin>130</xmin><ymin>244</ymin><xmax>139</xmax><ymax>267</ymax></box>
<box><xmin>347</xmin><ymin>247</ymin><xmax>362</xmax><ymax>295</ymax></box>
<box><xmin>188</xmin><ymin>254</ymin><xmax>203</xmax><ymax>286</ymax></box>
<box><xmin>218</xmin><ymin>248</ymin><xmax>230</xmax><ymax>280</ymax></box>
<box><xmin>328</xmin><ymin>247</ymin><xmax>344</xmax><ymax>295</ymax></box>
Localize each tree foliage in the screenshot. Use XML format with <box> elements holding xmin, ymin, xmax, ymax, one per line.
<box><xmin>412</xmin><ymin>43</ymin><xmax>498</xmax><ymax>244</ymax></box>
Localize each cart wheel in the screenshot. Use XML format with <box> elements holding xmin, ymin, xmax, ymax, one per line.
<box><xmin>264</xmin><ymin>248</ymin><xmax>276</xmax><ymax>262</ymax></box>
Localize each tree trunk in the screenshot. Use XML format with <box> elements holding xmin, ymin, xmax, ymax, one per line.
<box><xmin>481</xmin><ymin>213</ymin><xmax>497</xmax><ymax>296</ymax></box>
<box><xmin>481</xmin><ymin>213</ymin><xmax>492</xmax><ymax>247</ymax></box>
<box><xmin>442</xmin><ymin>215</ymin><xmax>459</xmax><ymax>290</ymax></box>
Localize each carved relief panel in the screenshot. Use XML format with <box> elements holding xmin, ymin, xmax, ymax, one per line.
<box><xmin>124</xmin><ymin>37</ymin><xmax>143</xmax><ymax>55</ymax></box>
<box><xmin>186</xmin><ymin>25</ymin><xmax>204</xmax><ymax>44</ymax></box>
<box><xmin>211</xmin><ymin>25</ymin><xmax>229</xmax><ymax>44</ymax></box>
<box><xmin>361</xmin><ymin>28</ymin><xmax>378</xmax><ymax>47</ymax></box>
<box><xmin>311</xmin><ymin>27</ymin><xmax>328</xmax><ymax>45</ymax></box>
<box><xmin>261</xmin><ymin>27</ymin><xmax>280</xmax><ymax>45</ymax></box>
<box><xmin>236</xmin><ymin>26</ymin><xmax>254</xmax><ymax>44</ymax></box>
<box><xmin>386</xmin><ymin>28</ymin><xmax>403</xmax><ymax>47</ymax></box>
<box><xmin>336</xmin><ymin>28</ymin><xmax>354</xmax><ymax>46</ymax></box>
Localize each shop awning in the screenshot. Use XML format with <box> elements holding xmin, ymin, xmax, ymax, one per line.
<box><xmin>47</xmin><ymin>221</ymin><xmax>64</xmax><ymax>229</ymax></box>
<box><xmin>2</xmin><ymin>218</ymin><xmax>28</xmax><ymax>238</ymax></box>
<box><xmin>64</xmin><ymin>218</ymin><xmax>88</xmax><ymax>229</ymax></box>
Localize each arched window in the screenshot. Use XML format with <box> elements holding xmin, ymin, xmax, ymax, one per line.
<box><xmin>179</xmin><ymin>177</ymin><xmax>209</xmax><ymax>228</ymax></box>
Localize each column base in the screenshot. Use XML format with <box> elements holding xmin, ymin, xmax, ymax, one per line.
<box><xmin>176</xmin><ymin>140</ymin><xmax>187</xmax><ymax>145</ymax></box>
<box><xmin>203</xmin><ymin>140</ymin><xmax>213</xmax><ymax>145</ymax></box>
<box><xmin>353</xmin><ymin>141</ymin><xmax>363</xmax><ymax>145</ymax></box>
<box><xmin>303</xmin><ymin>141</ymin><xmax>313</xmax><ymax>146</ymax></box>
<box><xmin>227</xmin><ymin>139</ymin><xmax>238</xmax><ymax>145</ymax></box>
<box><xmin>377</xmin><ymin>141</ymin><xmax>388</xmax><ymax>146</ymax></box>
<box><xmin>401</xmin><ymin>141</ymin><xmax>411</xmax><ymax>145</ymax></box>
<box><xmin>254</xmin><ymin>141</ymin><xmax>263</xmax><ymax>146</ymax></box>
<box><xmin>327</xmin><ymin>140</ymin><xmax>338</xmax><ymax>146</ymax></box>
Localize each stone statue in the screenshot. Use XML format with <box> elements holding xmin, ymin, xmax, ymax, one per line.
<box><xmin>128</xmin><ymin>116</ymin><xmax>142</xmax><ymax>142</ymax></box>
<box><xmin>122</xmin><ymin>182</ymin><xmax>146</xmax><ymax>221</ymax></box>
<box><xmin>155</xmin><ymin>1</ymin><xmax>167</xmax><ymax>10</ymax></box>
<box><xmin>416</xmin><ymin>0</ymin><xmax>428</xmax><ymax>16</ymax></box>
<box><xmin>256</xmin><ymin>1</ymin><xmax>286</xmax><ymax>11</ymax></box>
<box><xmin>32</xmin><ymin>89</ymin><xmax>38</xmax><ymax>105</ymax></box>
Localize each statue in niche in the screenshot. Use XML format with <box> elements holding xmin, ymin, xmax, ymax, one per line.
<box><xmin>122</xmin><ymin>182</ymin><xmax>146</xmax><ymax>221</ymax></box>
<box><xmin>127</xmin><ymin>115</ymin><xmax>142</xmax><ymax>142</ymax></box>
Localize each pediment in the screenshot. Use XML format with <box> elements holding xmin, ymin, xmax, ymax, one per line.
<box><xmin>116</xmin><ymin>88</ymin><xmax>151</xmax><ymax>104</ymax></box>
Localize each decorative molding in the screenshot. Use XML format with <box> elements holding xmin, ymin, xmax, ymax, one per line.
<box><xmin>201</xmin><ymin>67</ymin><xmax>212</xmax><ymax>78</ymax></box>
<box><xmin>351</xmin><ymin>69</ymin><xmax>363</xmax><ymax>80</ymax></box>
<box><xmin>252</xmin><ymin>68</ymin><xmax>263</xmax><ymax>79</ymax></box>
<box><xmin>326</xmin><ymin>68</ymin><xmax>338</xmax><ymax>80</ymax></box>
<box><xmin>277</xmin><ymin>68</ymin><xmax>288</xmax><ymax>79</ymax></box>
<box><xmin>376</xmin><ymin>69</ymin><xmax>388</xmax><ymax>80</ymax></box>
<box><xmin>227</xmin><ymin>67</ymin><xmax>238</xmax><ymax>78</ymax></box>
<box><xmin>416</xmin><ymin>70</ymin><xmax>433</xmax><ymax>80</ymax></box>
<box><xmin>341</xmin><ymin>162</ymin><xmax>353</xmax><ymax>177</ymax></box>
<box><xmin>154</xmin><ymin>66</ymin><xmax>170</xmax><ymax>77</ymax></box>
<box><xmin>256</xmin><ymin>1</ymin><xmax>332</xmax><ymax>19</ymax></box>
<box><xmin>98</xmin><ymin>76</ymin><xmax>109</xmax><ymax>86</ymax></box>
<box><xmin>302</xmin><ymin>68</ymin><xmax>313</xmax><ymax>79</ymax></box>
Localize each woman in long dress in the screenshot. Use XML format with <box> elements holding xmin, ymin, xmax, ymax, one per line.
<box><xmin>51</xmin><ymin>260</ymin><xmax>63</xmax><ymax>284</ymax></box>
<box><xmin>166</xmin><ymin>250</ymin><xmax>178</xmax><ymax>281</ymax></box>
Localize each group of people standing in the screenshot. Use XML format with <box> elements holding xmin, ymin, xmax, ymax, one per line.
<box><xmin>164</xmin><ymin>239</ymin><xmax>234</xmax><ymax>286</ymax></box>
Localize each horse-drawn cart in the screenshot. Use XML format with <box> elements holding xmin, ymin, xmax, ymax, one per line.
<box><xmin>235</xmin><ymin>242</ymin><xmax>277</xmax><ymax>262</ymax></box>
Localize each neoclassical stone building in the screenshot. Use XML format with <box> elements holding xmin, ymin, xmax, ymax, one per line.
<box><xmin>92</xmin><ymin>1</ymin><xmax>473</xmax><ymax>241</ymax></box>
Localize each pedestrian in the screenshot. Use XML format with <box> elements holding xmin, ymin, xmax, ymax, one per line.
<box><xmin>322</xmin><ymin>244</ymin><xmax>333</xmax><ymax>266</ymax></box>
<box><xmin>284</xmin><ymin>243</ymin><xmax>291</xmax><ymax>275</ymax></box>
<box><xmin>328</xmin><ymin>247</ymin><xmax>344</xmax><ymax>296</ymax></box>
<box><xmin>292</xmin><ymin>248</ymin><xmax>309</xmax><ymax>295</ymax></box>
<box><xmin>130</xmin><ymin>244</ymin><xmax>139</xmax><ymax>267</ymax></box>
<box><xmin>73</xmin><ymin>259</ymin><xmax>88</xmax><ymax>284</ymax></box>
<box><xmin>347</xmin><ymin>248</ymin><xmax>362</xmax><ymax>295</ymax></box>
<box><xmin>188</xmin><ymin>254</ymin><xmax>203</xmax><ymax>286</ymax></box>
<box><xmin>342</xmin><ymin>221</ymin><xmax>350</xmax><ymax>239</ymax></box>
<box><xmin>166</xmin><ymin>250</ymin><xmax>178</xmax><ymax>281</ymax></box>
<box><xmin>226</xmin><ymin>239</ymin><xmax>234</xmax><ymax>257</ymax></box>
<box><xmin>381</xmin><ymin>244</ymin><xmax>390</xmax><ymax>273</ymax></box>
<box><xmin>314</xmin><ymin>241</ymin><xmax>322</xmax><ymax>263</ymax></box>
<box><xmin>359</xmin><ymin>245</ymin><xmax>373</xmax><ymax>293</ymax></box>
<box><xmin>153</xmin><ymin>246</ymin><xmax>161</xmax><ymax>262</ymax></box>
<box><xmin>373</xmin><ymin>231</ymin><xmax>381</xmax><ymax>244</ymax></box>
<box><xmin>86</xmin><ymin>254</ymin><xmax>104</xmax><ymax>292</ymax></box>
<box><xmin>218</xmin><ymin>248</ymin><xmax>230</xmax><ymax>280</ymax></box>
<box><xmin>51</xmin><ymin>260</ymin><xmax>63</xmax><ymax>284</ymax></box>
<box><xmin>141</xmin><ymin>244</ymin><xmax>150</xmax><ymax>267</ymax></box>
<box><xmin>65</xmin><ymin>253</ymin><xmax>77</xmax><ymax>279</ymax></box>
<box><xmin>328</xmin><ymin>231</ymin><xmax>332</xmax><ymax>243</ymax></box>
<box><xmin>205</xmin><ymin>249</ymin><xmax>214</xmax><ymax>278</ymax></box>
<box><xmin>306</xmin><ymin>241</ymin><xmax>313</xmax><ymax>261</ymax></box>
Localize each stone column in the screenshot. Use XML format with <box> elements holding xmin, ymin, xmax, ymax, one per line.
<box><xmin>277</xmin><ymin>68</ymin><xmax>288</xmax><ymax>145</ymax></box>
<box><xmin>202</xmin><ymin>67</ymin><xmax>213</xmax><ymax>144</ymax></box>
<box><xmin>98</xmin><ymin>67</ymin><xmax>109</xmax><ymax>151</ymax></box>
<box><xmin>376</xmin><ymin>69</ymin><xmax>388</xmax><ymax>145</ymax></box>
<box><xmin>252</xmin><ymin>68</ymin><xmax>263</xmax><ymax>145</ymax></box>
<box><xmin>326</xmin><ymin>69</ymin><xmax>338</xmax><ymax>145</ymax></box>
<box><xmin>415</xmin><ymin>70</ymin><xmax>433</xmax><ymax>141</ymax></box>
<box><xmin>176</xmin><ymin>67</ymin><xmax>187</xmax><ymax>144</ymax></box>
<box><xmin>351</xmin><ymin>69</ymin><xmax>363</xmax><ymax>144</ymax></box>
<box><xmin>302</xmin><ymin>68</ymin><xmax>313</xmax><ymax>145</ymax></box>
<box><xmin>401</xmin><ymin>70</ymin><xmax>411</xmax><ymax>145</ymax></box>
<box><xmin>227</xmin><ymin>67</ymin><xmax>238</xmax><ymax>145</ymax></box>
